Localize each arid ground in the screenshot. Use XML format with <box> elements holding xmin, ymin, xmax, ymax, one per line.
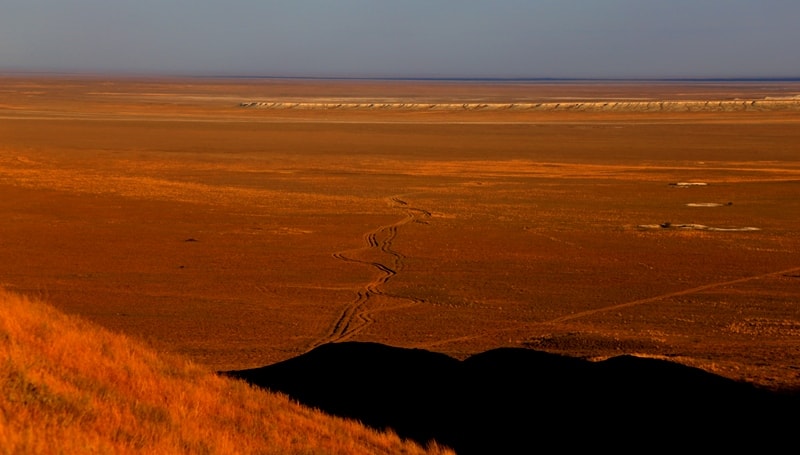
<box><xmin>1</xmin><ymin>76</ymin><xmax>799</xmax><ymax>391</ymax></box>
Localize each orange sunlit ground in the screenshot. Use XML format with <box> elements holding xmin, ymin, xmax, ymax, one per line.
<box><xmin>2</xmin><ymin>76</ymin><xmax>799</xmax><ymax>391</ymax></box>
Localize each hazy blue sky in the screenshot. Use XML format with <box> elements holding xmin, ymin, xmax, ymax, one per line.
<box><xmin>1</xmin><ymin>1</ymin><xmax>798</xmax><ymax>78</ymax></box>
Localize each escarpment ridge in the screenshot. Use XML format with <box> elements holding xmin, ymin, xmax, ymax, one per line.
<box><xmin>240</xmin><ymin>97</ymin><xmax>800</xmax><ymax>112</ymax></box>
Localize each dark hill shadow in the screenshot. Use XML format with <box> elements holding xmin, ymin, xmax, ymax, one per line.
<box><xmin>223</xmin><ymin>342</ymin><xmax>798</xmax><ymax>454</ymax></box>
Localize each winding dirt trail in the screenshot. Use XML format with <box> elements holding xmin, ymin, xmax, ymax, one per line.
<box><xmin>307</xmin><ymin>196</ymin><xmax>430</xmax><ymax>350</ymax></box>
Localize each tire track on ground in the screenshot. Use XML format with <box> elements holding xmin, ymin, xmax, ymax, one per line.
<box><xmin>307</xmin><ymin>196</ymin><xmax>430</xmax><ymax>350</ymax></box>
<box><xmin>414</xmin><ymin>265</ymin><xmax>800</xmax><ymax>350</ymax></box>
<box><xmin>547</xmin><ymin>266</ymin><xmax>800</xmax><ymax>324</ymax></box>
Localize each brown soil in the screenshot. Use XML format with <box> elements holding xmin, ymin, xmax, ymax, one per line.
<box><xmin>2</xmin><ymin>75</ymin><xmax>799</xmax><ymax>391</ymax></box>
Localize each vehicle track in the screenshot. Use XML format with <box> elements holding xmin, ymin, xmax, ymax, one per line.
<box><xmin>415</xmin><ymin>265</ymin><xmax>800</xmax><ymax>350</ymax></box>
<box><xmin>307</xmin><ymin>196</ymin><xmax>430</xmax><ymax>350</ymax></box>
<box><xmin>547</xmin><ymin>265</ymin><xmax>800</xmax><ymax>324</ymax></box>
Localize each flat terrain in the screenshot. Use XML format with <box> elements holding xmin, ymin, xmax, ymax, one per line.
<box><xmin>1</xmin><ymin>75</ymin><xmax>799</xmax><ymax>391</ymax></box>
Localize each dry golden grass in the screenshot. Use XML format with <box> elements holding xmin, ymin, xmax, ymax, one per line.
<box><xmin>0</xmin><ymin>289</ymin><xmax>453</xmax><ymax>455</ymax></box>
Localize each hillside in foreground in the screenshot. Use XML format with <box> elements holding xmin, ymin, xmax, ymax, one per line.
<box><xmin>227</xmin><ymin>342</ymin><xmax>799</xmax><ymax>454</ymax></box>
<box><xmin>0</xmin><ymin>289</ymin><xmax>452</xmax><ymax>454</ymax></box>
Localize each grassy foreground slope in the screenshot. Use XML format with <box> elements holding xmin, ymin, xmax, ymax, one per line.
<box><xmin>0</xmin><ymin>289</ymin><xmax>452</xmax><ymax>455</ymax></box>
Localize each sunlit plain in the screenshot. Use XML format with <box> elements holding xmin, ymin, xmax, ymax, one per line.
<box><xmin>1</xmin><ymin>76</ymin><xmax>799</xmax><ymax>392</ymax></box>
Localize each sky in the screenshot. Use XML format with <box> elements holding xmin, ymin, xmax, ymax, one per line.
<box><xmin>1</xmin><ymin>0</ymin><xmax>799</xmax><ymax>79</ymax></box>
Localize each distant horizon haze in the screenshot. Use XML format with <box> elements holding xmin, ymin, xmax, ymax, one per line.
<box><xmin>1</xmin><ymin>1</ymin><xmax>798</xmax><ymax>80</ymax></box>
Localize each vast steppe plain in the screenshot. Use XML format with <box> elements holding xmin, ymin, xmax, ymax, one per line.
<box><xmin>1</xmin><ymin>75</ymin><xmax>799</xmax><ymax>392</ymax></box>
